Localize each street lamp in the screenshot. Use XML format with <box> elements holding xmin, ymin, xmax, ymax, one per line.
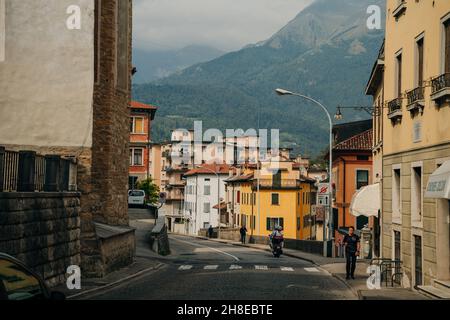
<box><xmin>275</xmin><ymin>88</ymin><xmax>334</xmax><ymax>257</ymax></box>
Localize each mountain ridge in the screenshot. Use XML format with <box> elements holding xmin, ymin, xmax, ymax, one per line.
<box><xmin>133</xmin><ymin>0</ymin><xmax>385</xmax><ymax>157</ymax></box>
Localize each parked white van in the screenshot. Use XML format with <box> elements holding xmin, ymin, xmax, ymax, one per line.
<box><xmin>128</xmin><ymin>190</ymin><xmax>146</xmax><ymax>207</ymax></box>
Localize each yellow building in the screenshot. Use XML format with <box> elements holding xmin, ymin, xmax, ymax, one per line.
<box><xmin>228</xmin><ymin>161</ymin><xmax>316</xmax><ymax>241</ymax></box>
<box><xmin>380</xmin><ymin>0</ymin><xmax>450</xmax><ymax>293</ymax></box>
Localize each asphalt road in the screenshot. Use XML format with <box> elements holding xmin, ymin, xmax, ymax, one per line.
<box><xmin>88</xmin><ymin>226</ymin><xmax>356</xmax><ymax>300</ymax></box>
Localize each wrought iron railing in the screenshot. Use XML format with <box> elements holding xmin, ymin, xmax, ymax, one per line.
<box><xmin>253</xmin><ymin>179</ymin><xmax>300</xmax><ymax>189</ymax></box>
<box><xmin>406</xmin><ymin>86</ymin><xmax>425</xmax><ymax>105</ymax></box>
<box><xmin>431</xmin><ymin>73</ymin><xmax>450</xmax><ymax>94</ymax></box>
<box><xmin>387</xmin><ymin>98</ymin><xmax>402</xmax><ymax>115</ymax></box>
<box><xmin>0</xmin><ymin>147</ymin><xmax>77</xmax><ymax>192</ymax></box>
<box><xmin>370</xmin><ymin>258</ymin><xmax>403</xmax><ymax>287</ymax></box>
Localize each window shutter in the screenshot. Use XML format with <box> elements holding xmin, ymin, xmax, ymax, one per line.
<box><xmin>445</xmin><ymin>20</ymin><xmax>450</xmax><ymax>73</ymax></box>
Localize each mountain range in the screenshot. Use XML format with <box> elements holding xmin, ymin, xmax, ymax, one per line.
<box><xmin>132</xmin><ymin>45</ymin><xmax>225</xmax><ymax>84</ymax></box>
<box><xmin>132</xmin><ymin>0</ymin><xmax>385</xmax><ymax>157</ymax></box>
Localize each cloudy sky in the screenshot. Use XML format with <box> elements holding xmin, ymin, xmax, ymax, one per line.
<box><xmin>133</xmin><ymin>0</ymin><xmax>313</xmax><ymax>52</ymax></box>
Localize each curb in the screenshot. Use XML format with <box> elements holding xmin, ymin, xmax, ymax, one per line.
<box><xmin>67</xmin><ymin>263</ymin><xmax>165</xmax><ymax>299</ymax></box>
<box><xmin>330</xmin><ymin>273</ymin><xmax>362</xmax><ymax>300</ymax></box>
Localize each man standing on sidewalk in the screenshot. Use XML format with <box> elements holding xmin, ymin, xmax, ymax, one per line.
<box><xmin>343</xmin><ymin>226</ymin><xmax>360</xmax><ymax>280</ymax></box>
<box><xmin>239</xmin><ymin>226</ymin><xmax>247</xmax><ymax>244</ymax></box>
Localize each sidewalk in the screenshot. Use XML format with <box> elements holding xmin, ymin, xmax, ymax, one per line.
<box><xmin>55</xmin><ymin>214</ymin><xmax>164</xmax><ymax>300</ymax></box>
<box><xmin>194</xmin><ymin>235</ymin><xmax>431</xmax><ymax>300</ymax></box>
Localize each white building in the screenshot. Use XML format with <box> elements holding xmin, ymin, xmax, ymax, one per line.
<box><xmin>183</xmin><ymin>164</ymin><xmax>230</xmax><ymax>235</ymax></box>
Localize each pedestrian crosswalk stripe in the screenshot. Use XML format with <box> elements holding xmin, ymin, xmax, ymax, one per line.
<box><xmin>304</xmin><ymin>267</ymin><xmax>320</xmax><ymax>273</ymax></box>
<box><xmin>204</xmin><ymin>265</ymin><xmax>219</xmax><ymax>270</ymax></box>
<box><xmin>229</xmin><ymin>265</ymin><xmax>242</xmax><ymax>270</ymax></box>
<box><xmin>281</xmin><ymin>267</ymin><xmax>294</xmax><ymax>272</ymax></box>
<box><xmin>179</xmin><ymin>265</ymin><xmax>193</xmax><ymax>270</ymax></box>
<box><xmin>255</xmin><ymin>265</ymin><xmax>268</xmax><ymax>270</ymax></box>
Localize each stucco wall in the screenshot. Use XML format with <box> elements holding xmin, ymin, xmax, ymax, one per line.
<box><xmin>0</xmin><ymin>0</ymin><xmax>94</xmax><ymax>148</ymax></box>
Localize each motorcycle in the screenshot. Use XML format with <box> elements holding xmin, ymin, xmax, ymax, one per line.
<box><xmin>269</xmin><ymin>234</ymin><xmax>284</xmax><ymax>258</ymax></box>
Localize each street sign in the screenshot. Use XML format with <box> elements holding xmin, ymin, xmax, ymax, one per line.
<box><xmin>318</xmin><ymin>183</ymin><xmax>329</xmax><ymax>195</ymax></box>
<box><xmin>318</xmin><ymin>194</ymin><xmax>329</xmax><ymax>206</ymax></box>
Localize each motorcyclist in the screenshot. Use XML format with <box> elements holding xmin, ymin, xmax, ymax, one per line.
<box><xmin>269</xmin><ymin>225</ymin><xmax>284</xmax><ymax>254</ymax></box>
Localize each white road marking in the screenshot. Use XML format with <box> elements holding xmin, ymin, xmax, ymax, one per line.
<box><xmin>179</xmin><ymin>265</ymin><xmax>193</xmax><ymax>270</ymax></box>
<box><xmin>304</xmin><ymin>267</ymin><xmax>320</xmax><ymax>273</ymax></box>
<box><xmin>229</xmin><ymin>265</ymin><xmax>242</xmax><ymax>270</ymax></box>
<box><xmin>204</xmin><ymin>265</ymin><xmax>219</xmax><ymax>270</ymax></box>
<box><xmin>171</xmin><ymin>236</ymin><xmax>240</xmax><ymax>261</ymax></box>
<box><xmin>255</xmin><ymin>265</ymin><xmax>268</xmax><ymax>270</ymax></box>
<box><xmin>281</xmin><ymin>267</ymin><xmax>294</xmax><ymax>272</ymax></box>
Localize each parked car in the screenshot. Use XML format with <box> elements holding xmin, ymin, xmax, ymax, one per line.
<box><xmin>128</xmin><ymin>189</ymin><xmax>146</xmax><ymax>207</ymax></box>
<box><xmin>0</xmin><ymin>253</ymin><xmax>65</xmax><ymax>300</ymax></box>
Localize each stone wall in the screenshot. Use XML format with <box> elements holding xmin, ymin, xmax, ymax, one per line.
<box><xmin>0</xmin><ymin>192</ymin><xmax>81</xmax><ymax>287</ymax></box>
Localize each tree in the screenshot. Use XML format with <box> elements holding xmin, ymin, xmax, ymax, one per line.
<box><xmin>137</xmin><ymin>178</ymin><xmax>160</xmax><ymax>205</ymax></box>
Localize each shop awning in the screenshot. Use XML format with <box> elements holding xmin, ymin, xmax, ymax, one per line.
<box><xmin>350</xmin><ymin>183</ymin><xmax>380</xmax><ymax>218</ymax></box>
<box><xmin>425</xmin><ymin>160</ymin><xmax>450</xmax><ymax>199</ymax></box>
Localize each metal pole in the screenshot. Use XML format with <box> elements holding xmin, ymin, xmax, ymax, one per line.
<box><xmin>284</xmin><ymin>92</ymin><xmax>333</xmax><ymax>257</ymax></box>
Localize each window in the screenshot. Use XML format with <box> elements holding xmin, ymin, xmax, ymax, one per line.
<box><xmin>297</xmin><ymin>217</ymin><xmax>301</xmax><ymax>231</ymax></box>
<box><xmin>413</xmin><ymin>121</ymin><xmax>422</xmax><ymax>142</ymax></box>
<box><xmin>357</xmin><ymin>155</ymin><xmax>369</xmax><ymax>161</ymax></box>
<box><xmin>131</xmin><ymin>117</ymin><xmax>144</xmax><ymax>133</ymax></box>
<box><xmin>271</xmin><ymin>193</ymin><xmax>279</xmax><ymax>205</ymax></box>
<box><xmin>0</xmin><ymin>0</ymin><xmax>5</xmax><ymax>62</ymax></box>
<box><xmin>0</xmin><ymin>258</ymin><xmax>45</xmax><ymax>300</ymax></box>
<box><xmin>128</xmin><ymin>176</ymin><xmax>138</xmax><ymax>189</ymax></box>
<box><xmin>411</xmin><ymin>166</ymin><xmax>422</xmax><ymax>224</ymax></box>
<box><xmin>394</xmin><ymin>230</ymin><xmax>401</xmax><ymax>261</ymax></box>
<box><xmin>116</xmin><ymin>0</ymin><xmax>129</xmax><ymax>90</ymax></box>
<box><xmin>393</xmin><ymin>168</ymin><xmax>401</xmax><ymax>222</ymax></box>
<box><xmin>204</xmin><ymin>203</ymin><xmax>210</xmax><ymax>214</ymax></box>
<box><xmin>416</xmin><ymin>37</ymin><xmax>424</xmax><ymax>87</ymax></box>
<box><xmin>130</xmin><ymin>148</ymin><xmax>143</xmax><ymax>166</ymax></box>
<box><xmin>396</xmin><ymin>53</ymin><xmax>403</xmax><ymax>98</ymax></box>
<box><xmin>204</xmin><ymin>185</ymin><xmax>210</xmax><ymax>195</ymax></box>
<box><xmin>266</xmin><ymin>217</ymin><xmax>284</xmax><ymax>231</ymax></box>
<box><xmin>237</xmin><ymin>191</ymin><xmax>240</xmax><ymax>204</ymax></box>
<box><xmin>356</xmin><ymin>170</ymin><xmax>369</xmax><ymax>190</ymax></box>
<box><xmin>445</xmin><ymin>19</ymin><xmax>450</xmax><ymax>73</ymax></box>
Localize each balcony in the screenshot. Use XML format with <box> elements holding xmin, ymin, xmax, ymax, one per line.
<box><xmin>387</xmin><ymin>98</ymin><xmax>403</xmax><ymax>122</ymax></box>
<box><xmin>392</xmin><ymin>0</ymin><xmax>407</xmax><ymax>20</ymax></box>
<box><xmin>406</xmin><ymin>87</ymin><xmax>425</xmax><ymax>114</ymax></box>
<box><xmin>252</xmin><ymin>179</ymin><xmax>300</xmax><ymax>190</ymax></box>
<box><xmin>431</xmin><ymin>73</ymin><xmax>450</xmax><ymax>106</ymax></box>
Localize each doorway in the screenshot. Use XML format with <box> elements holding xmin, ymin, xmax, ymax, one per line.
<box><xmin>414</xmin><ymin>235</ymin><xmax>423</xmax><ymax>286</ymax></box>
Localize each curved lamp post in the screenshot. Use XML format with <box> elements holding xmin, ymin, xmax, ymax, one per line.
<box><xmin>275</xmin><ymin>88</ymin><xmax>333</xmax><ymax>257</ymax></box>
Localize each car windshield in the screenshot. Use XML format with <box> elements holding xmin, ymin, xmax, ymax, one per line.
<box><xmin>129</xmin><ymin>190</ymin><xmax>144</xmax><ymax>197</ymax></box>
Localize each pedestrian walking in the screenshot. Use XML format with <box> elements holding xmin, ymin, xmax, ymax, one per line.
<box><xmin>343</xmin><ymin>226</ymin><xmax>360</xmax><ymax>280</ymax></box>
<box><xmin>208</xmin><ymin>225</ymin><xmax>214</xmax><ymax>238</ymax></box>
<box><xmin>239</xmin><ymin>226</ymin><xmax>247</xmax><ymax>244</ymax></box>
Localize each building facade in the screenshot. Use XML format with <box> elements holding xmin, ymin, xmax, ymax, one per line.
<box><xmin>183</xmin><ymin>164</ymin><xmax>230</xmax><ymax>235</ymax></box>
<box><xmin>129</xmin><ymin>101</ymin><xmax>157</xmax><ymax>189</ymax></box>
<box><xmin>381</xmin><ymin>0</ymin><xmax>450</xmax><ymax>291</ymax></box>
<box><xmin>331</xmin><ymin>129</ymin><xmax>373</xmax><ymax>239</ymax></box>
<box><xmin>0</xmin><ymin>0</ymin><xmax>135</xmax><ymax>278</ymax></box>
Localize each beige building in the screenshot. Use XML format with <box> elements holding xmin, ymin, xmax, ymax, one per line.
<box><xmin>381</xmin><ymin>0</ymin><xmax>450</xmax><ymax>295</ymax></box>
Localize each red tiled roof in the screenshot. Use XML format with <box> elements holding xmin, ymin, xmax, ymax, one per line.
<box><xmin>334</xmin><ymin>129</ymin><xmax>372</xmax><ymax>151</ymax></box>
<box><xmin>184</xmin><ymin>164</ymin><xmax>231</xmax><ymax>177</ymax></box>
<box><xmin>130</xmin><ymin>101</ymin><xmax>158</xmax><ymax>110</ymax></box>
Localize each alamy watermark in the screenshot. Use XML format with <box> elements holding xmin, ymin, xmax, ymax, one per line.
<box><xmin>66</xmin><ymin>265</ymin><xmax>81</xmax><ymax>290</ymax></box>
<box><xmin>171</xmin><ymin>121</ymin><xmax>280</xmax><ymax>170</ymax></box>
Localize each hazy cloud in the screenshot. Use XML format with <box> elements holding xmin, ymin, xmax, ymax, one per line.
<box><xmin>133</xmin><ymin>0</ymin><xmax>313</xmax><ymax>52</ymax></box>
